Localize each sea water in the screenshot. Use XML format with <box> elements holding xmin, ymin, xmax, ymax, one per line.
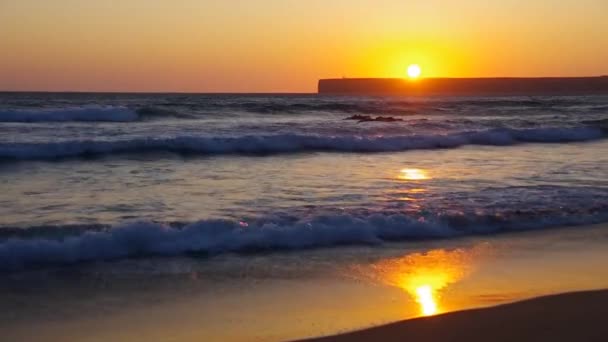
<box><xmin>1</xmin><ymin>93</ymin><xmax>608</xmax><ymax>340</ymax></box>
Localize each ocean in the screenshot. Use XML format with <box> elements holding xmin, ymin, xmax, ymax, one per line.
<box><xmin>1</xmin><ymin>93</ymin><xmax>608</xmax><ymax>341</ymax></box>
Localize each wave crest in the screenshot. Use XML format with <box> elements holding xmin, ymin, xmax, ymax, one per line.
<box><xmin>2</xmin><ymin>210</ymin><xmax>607</xmax><ymax>271</ymax></box>
<box><xmin>0</xmin><ymin>126</ymin><xmax>603</xmax><ymax>161</ymax></box>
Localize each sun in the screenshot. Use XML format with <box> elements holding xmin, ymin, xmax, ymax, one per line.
<box><xmin>407</xmin><ymin>64</ymin><xmax>422</xmax><ymax>79</ymax></box>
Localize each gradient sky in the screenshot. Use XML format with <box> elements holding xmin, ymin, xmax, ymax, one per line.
<box><xmin>1</xmin><ymin>0</ymin><xmax>607</xmax><ymax>92</ymax></box>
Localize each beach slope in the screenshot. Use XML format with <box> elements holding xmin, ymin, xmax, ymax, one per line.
<box><xmin>298</xmin><ymin>290</ymin><xmax>608</xmax><ymax>342</ymax></box>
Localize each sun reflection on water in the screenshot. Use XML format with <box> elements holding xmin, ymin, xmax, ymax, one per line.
<box><xmin>398</xmin><ymin>168</ymin><xmax>430</xmax><ymax>181</ymax></box>
<box><xmin>358</xmin><ymin>247</ymin><xmax>487</xmax><ymax>316</ymax></box>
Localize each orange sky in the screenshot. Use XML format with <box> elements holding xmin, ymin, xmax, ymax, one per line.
<box><xmin>1</xmin><ymin>0</ymin><xmax>607</xmax><ymax>92</ymax></box>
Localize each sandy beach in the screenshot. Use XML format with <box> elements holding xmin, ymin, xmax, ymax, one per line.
<box><xmin>300</xmin><ymin>289</ymin><xmax>608</xmax><ymax>342</ymax></box>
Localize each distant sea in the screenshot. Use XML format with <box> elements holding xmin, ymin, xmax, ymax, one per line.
<box><xmin>1</xmin><ymin>92</ymin><xmax>607</xmax><ymax>270</ymax></box>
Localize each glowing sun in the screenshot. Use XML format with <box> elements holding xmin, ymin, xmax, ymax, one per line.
<box><xmin>407</xmin><ymin>64</ymin><xmax>422</xmax><ymax>79</ymax></box>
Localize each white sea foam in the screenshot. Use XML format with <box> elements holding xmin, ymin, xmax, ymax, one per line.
<box><xmin>0</xmin><ymin>126</ymin><xmax>603</xmax><ymax>160</ymax></box>
<box><xmin>1</xmin><ymin>211</ymin><xmax>607</xmax><ymax>271</ymax></box>
<box><xmin>0</xmin><ymin>106</ymin><xmax>139</xmax><ymax>122</ymax></box>
<box><xmin>0</xmin><ymin>215</ymin><xmax>438</xmax><ymax>270</ymax></box>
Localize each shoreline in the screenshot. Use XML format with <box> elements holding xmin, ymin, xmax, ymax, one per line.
<box><xmin>2</xmin><ymin>222</ymin><xmax>608</xmax><ymax>342</ymax></box>
<box><xmin>298</xmin><ymin>289</ymin><xmax>608</xmax><ymax>342</ymax></box>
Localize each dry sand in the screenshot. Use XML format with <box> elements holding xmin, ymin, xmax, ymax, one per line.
<box><xmin>298</xmin><ymin>289</ymin><xmax>608</xmax><ymax>342</ymax></box>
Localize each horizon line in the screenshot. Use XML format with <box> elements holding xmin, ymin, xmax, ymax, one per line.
<box><xmin>3</xmin><ymin>76</ymin><xmax>608</xmax><ymax>94</ymax></box>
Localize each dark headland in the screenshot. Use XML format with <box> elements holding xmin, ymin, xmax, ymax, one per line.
<box><xmin>318</xmin><ymin>76</ymin><xmax>608</xmax><ymax>96</ymax></box>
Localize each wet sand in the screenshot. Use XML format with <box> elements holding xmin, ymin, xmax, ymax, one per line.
<box><xmin>299</xmin><ymin>289</ymin><xmax>608</xmax><ymax>342</ymax></box>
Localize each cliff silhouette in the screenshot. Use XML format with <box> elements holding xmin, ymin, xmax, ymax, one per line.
<box><xmin>318</xmin><ymin>77</ymin><xmax>608</xmax><ymax>96</ymax></box>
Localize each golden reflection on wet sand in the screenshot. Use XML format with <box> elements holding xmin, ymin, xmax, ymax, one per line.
<box><xmin>357</xmin><ymin>246</ymin><xmax>488</xmax><ymax>316</ymax></box>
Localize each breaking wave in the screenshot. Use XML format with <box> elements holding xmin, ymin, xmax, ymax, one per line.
<box><xmin>0</xmin><ymin>126</ymin><xmax>604</xmax><ymax>161</ymax></box>
<box><xmin>2</xmin><ymin>210</ymin><xmax>607</xmax><ymax>271</ymax></box>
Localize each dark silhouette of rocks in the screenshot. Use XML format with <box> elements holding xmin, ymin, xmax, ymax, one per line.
<box><xmin>344</xmin><ymin>114</ymin><xmax>404</xmax><ymax>123</ymax></box>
